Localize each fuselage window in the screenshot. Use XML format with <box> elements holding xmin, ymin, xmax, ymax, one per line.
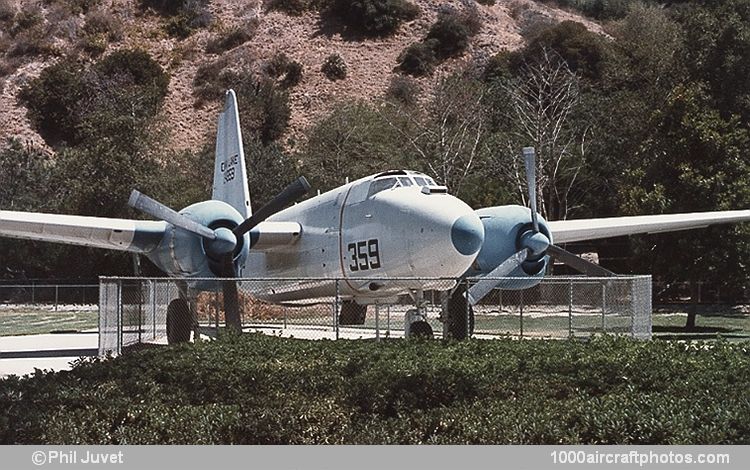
<box><xmin>367</xmin><ymin>177</ymin><xmax>398</xmax><ymax>198</ymax></box>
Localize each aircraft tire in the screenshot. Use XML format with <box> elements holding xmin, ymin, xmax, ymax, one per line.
<box><xmin>409</xmin><ymin>320</ymin><xmax>434</xmax><ymax>339</ymax></box>
<box><xmin>446</xmin><ymin>286</ymin><xmax>474</xmax><ymax>340</ymax></box>
<box><xmin>167</xmin><ymin>299</ymin><xmax>192</xmax><ymax>344</ymax></box>
<box><xmin>339</xmin><ymin>301</ymin><xmax>367</xmax><ymax>325</ymax></box>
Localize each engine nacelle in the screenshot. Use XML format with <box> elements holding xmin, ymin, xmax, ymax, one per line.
<box><xmin>465</xmin><ymin>205</ymin><xmax>552</xmax><ymax>290</ymax></box>
<box><xmin>145</xmin><ymin>200</ymin><xmax>250</xmax><ymax>287</ymax></box>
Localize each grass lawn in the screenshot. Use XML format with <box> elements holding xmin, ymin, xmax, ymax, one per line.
<box><xmin>0</xmin><ymin>306</ymin><xmax>98</xmax><ymax>336</ymax></box>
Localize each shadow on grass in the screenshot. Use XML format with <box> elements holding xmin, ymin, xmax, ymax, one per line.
<box><xmin>653</xmin><ymin>324</ymin><xmax>750</xmax><ymax>341</ymax></box>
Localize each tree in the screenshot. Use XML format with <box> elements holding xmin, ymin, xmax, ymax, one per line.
<box><xmin>622</xmin><ymin>83</ymin><xmax>750</xmax><ymax>325</ymax></box>
<box><xmin>493</xmin><ymin>48</ymin><xmax>588</xmax><ymax>221</ymax></box>
<box><xmin>300</xmin><ymin>101</ymin><xmax>411</xmax><ymax>191</ymax></box>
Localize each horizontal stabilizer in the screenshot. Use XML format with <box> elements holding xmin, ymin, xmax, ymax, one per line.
<box><xmin>0</xmin><ymin>210</ymin><xmax>166</xmax><ymax>253</ymax></box>
<box><xmin>549</xmin><ymin>210</ymin><xmax>750</xmax><ymax>244</ymax></box>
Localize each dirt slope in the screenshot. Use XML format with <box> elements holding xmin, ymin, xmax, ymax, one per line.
<box><xmin>0</xmin><ymin>0</ymin><xmax>603</xmax><ymax>152</ymax></box>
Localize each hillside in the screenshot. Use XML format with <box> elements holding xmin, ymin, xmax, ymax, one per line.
<box><xmin>0</xmin><ymin>0</ymin><xmax>602</xmax><ymax>153</ymax></box>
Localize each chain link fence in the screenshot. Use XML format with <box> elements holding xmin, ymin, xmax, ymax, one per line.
<box><xmin>98</xmin><ymin>275</ymin><xmax>651</xmax><ymax>356</ymax></box>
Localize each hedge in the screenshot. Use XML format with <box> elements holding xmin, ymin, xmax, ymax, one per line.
<box><xmin>1</xmin><ymin>335</ymin><xmax>748</xmax><ymax>444</ymax></box>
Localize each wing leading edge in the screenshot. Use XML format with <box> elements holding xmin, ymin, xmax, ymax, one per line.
<box><xmin>548</xmin><ymin>209</ymin><xmax>750</xmax><ymax>244</ymax></box>
<box><xmin>0</xmin><ymin>210</ymin><xmax>166</xmax><ymax>253</ymax></box>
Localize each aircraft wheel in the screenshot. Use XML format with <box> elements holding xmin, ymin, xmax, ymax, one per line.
<box><xmin>446</xmin><ymin>286</ymin><xmax>475</xmax><ymax>340</ymax></box>
<box><xmin>167</xmin><ymin>299</ymin><xmax>192</xmax><ymax>344</ymax></box>
<box><xmin>409</xmin><ymin>320</ymin><xmax>434</xmax><ymax>339</ymax></box>
<box><xmin>339</xmin><ymin>301</ymin><xmax>367</xmax><ymax>325</ymax></box>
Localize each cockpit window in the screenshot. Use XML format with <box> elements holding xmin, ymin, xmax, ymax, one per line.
<box><xmin>413</xmin><ymin>176</ymin><xmax>427</xmax><ymax>186</ymax></box>
<box><xmin>367</xmin><ymin>177</ymin><xmax>399</xmax><ymax>198</ymax></box>
<box><xmin>398</xmin><ymin>177</ymin><xmax>413</xmax><ymax>186</ymax></box>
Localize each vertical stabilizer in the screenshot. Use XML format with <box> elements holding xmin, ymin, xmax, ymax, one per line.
<box><xmin>212</xmin><ymin>89</ymin><xmax>252</xmax><ymax>218</ymax></box>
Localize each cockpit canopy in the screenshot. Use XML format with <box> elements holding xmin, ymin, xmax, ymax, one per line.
<box><xmin>367</xmin><ymin>171</ymin><xmax>438</xmax><ymax>199</ymax></box>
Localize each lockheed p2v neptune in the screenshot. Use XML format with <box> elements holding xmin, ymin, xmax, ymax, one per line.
<box><xmin>3</xmin><ymin>90</ymin><xmax>750</xmax><ymax>341</ymax></box>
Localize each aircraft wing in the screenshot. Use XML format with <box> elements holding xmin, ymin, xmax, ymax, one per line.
<box><xmin>0</xmin><ymin>210</ymin><xmax>166</xmax><ymax>253</ymax></box>
<box><xmin>548</xmin><ymin>210</ymin><xmax>750</xmax><ymax>244</ymax></box>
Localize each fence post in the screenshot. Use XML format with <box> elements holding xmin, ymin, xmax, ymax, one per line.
<box><xmin>116</xmin><ymin>280</ymin><xmax>123</xmax><ymax>355</ymax></box>
<box><xmin>465</xmin><ymin>279</ymin><xmax>471</xmax><ymax>339</ymax></box>
<box><xmin>386</xmin><ymin>305</ymin><xmax>391</xmax><ymax>338</ymax></box>
<box><xmin>54</xmin><ymin>285</ymin><xmax>59</xmax><ymax>312</ymax></box>
<box><xmin>519</xmin><ymin>289</ymin><xmax>524</xmax><ymax>338</ymax></box>
<box><xmin>601</xmin><ymin>282</ymin><xmax>607</xmax><ymax>333</ymax></box>
<box><xmin>568</xmin><ymin>279</ymin><xmax>573</xmax><ymax>338</ymax></box>
<box><xmin>375</xmin><ymin>304</ymin><xmax>380</xmax><ymax>342</ymax></box>
<box><xmin>31</xmin><ymin>282</ymin><xmax>35</xmax><ymax>305</ymax></box>
<box><xmin>334</xmin><ymin>279</ymin><xmax>340</xmax><ymax>340</ymax></box>
<box><xmin>151</xmin><ymin>280</ymin><xmax>157</xmax><ymax>340</ymax></box>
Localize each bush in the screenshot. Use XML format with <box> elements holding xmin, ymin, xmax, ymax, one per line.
<box><xmin>426</xmin><ymin>9</ymin><xmax>480</xmax><ymax>59</ymax></box>
<box><xmin>398</xmin><ymin>40</ymin><xmax>437</xmax><ymax>76</ymax></box>
<box><xmin>83</xmin><ymin>9</ymin><xmax>123</xmax><ymax>42</ymax></box>
<box><xmin>140</xmin><ymin>0</ymin><xmax>212</xmax><ymax>37</ymax></box>
<box><xmin>323</xmin><ymin>0</ymin><xmax>420</xmax><ymax>36</ymax></box>
<box><xmin>1</xmin><ymin>335</ymin><xmax>750</xmax><ymax>444</ymax></box>
<box><xmin>206</xmin><ymin>22</ymin><xmax>257</xmax><ymax>54</ymax></box>
<box><xmin>19</xmin><ymin>50</ymin><xmax>169</xmax><ymax>147</ymax></box>
<box><xmin>523</xmin><ymin>20</ymin><xmax>607</xmax><ymax>80</ymax></box>
<box><xmin>386</xmin><ymin>75</ymin><xmax>420</xmax><ymax>106</ymax></box>
<box><xmin>0</xmin><ymin>0</ymin><xmax>16</xmax><ymax>21</ymax></box>
<box><xmin>263</xmin><ymin>53</ymin><xmax>303</xmax><ymax>87</ymax></box>
<box><xmin>267</xmin><ymin>0</ymin><xmax>320</xmax><ymax>15</ymax></box>
<box><xmin>281</xmin><ymin>60</ymin><xmax>303</xmax><ymax>87</ymax></box>
<box><xmin>321</xmin><ymin>53</ymin><xmax>347</xmax><ymax>80</ymax></box>
<box><xmin>18</xmin><ymin>58</ymin><xmax>87</xmax><ymax>145</ymax></box>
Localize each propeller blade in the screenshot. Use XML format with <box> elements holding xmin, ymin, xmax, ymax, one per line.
<box><xmin>233</xmin><ymin>176</ymin><xmax>311</xmax><ymax>237</ymax></box>
<box><xmin>129</xmin><ymin>190</ymin><xmax>216</xmax><ymax>240</ymax></box>
<box><xmin>220</xmin><ymin>176</ymin><xmax>310</xmax><ymax>332</ymax></box>
<box><xmin>467</xmin><ymin>249</ymin><xmax>530</xmax><ymax>305</ymax></box>
<box><xmin>547</xmin><ymin>244</ymin><xmax>615</xmax><ymax>277</ymax></box>
<box><xmin>221</xmin><ymin>254</ymin><xmax>242</xmax><ymax>332</ymax></box>
<box><xmin>522</xmin><ymin>147</ymin><xmax>539</xmax><ymax>233</ymax></box>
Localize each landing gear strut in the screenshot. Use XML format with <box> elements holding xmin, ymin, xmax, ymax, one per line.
<box><xmin>444</xmin><ymin>284</ymin><xmax>474</xmax><ymax>340</ymax></box>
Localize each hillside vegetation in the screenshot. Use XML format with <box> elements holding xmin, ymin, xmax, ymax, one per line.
<box><xmin>1</xmin><ymin>0</ymin><xmax>750</xmax><ymax>309</ymax></box>
<box><xmin>1</xmin><ymin>334</ymin><xmax>749</xmax><ymax>444</ymax></box>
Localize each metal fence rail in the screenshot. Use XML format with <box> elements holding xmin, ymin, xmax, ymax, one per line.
<box><xmin>0</xmin><ymin>284</ymin><xmax>98</xmax><ymax>310</ymax></box>
<box><xmin>98</xmin><ymin>276</ymin><xmax>652</xmax><ymax>356</ymax></box>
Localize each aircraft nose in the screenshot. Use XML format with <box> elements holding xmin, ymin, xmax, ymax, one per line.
<box><xmin>451</xmin><ymin>213</ymin><xmax>485</xmax><ymax>256</ymax></box>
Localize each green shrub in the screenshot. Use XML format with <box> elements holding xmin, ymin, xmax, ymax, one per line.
<box><xmin>426</xmin><ymin>9</ymin><xmax>480</xmax><ymax>59</ymax></box>
<box><xmin>0</xmin><ymin>0</ymin><xmax>16</xmax><ymax>21</ymax></box>
<box><xmin>281</xmin><ymin>60</ymin><xmax>303</xmax><ymax>87</ymax></box>
<box><xmin>19</xmin><ymin>49</ymin><xmax>169</xmax><ymax>147</ymax></box>
<box><xmin>2</xmin><ymin>335</ymin><xmax>750</xmax><ymax>444</ymax></box>
<box><xmin>267</xmin><ymin>0</ymin><xmax>321</xmax><ymax>15</ymax></box>
<box><xmin>398</xmin><ymin>40</ymin><xmax>437</xmax><ymax>76</ymax></box>
<box><xmin>321</xmin><ymin>53</ymin><xmax>347</xmax><ymax>80</ymax></box>
<box><xmin>386</xmin><ymin>75</ymin><xmax>420</xmax><ymax>106</ymax></box>
<box><xmin>523</xmin><ymin>20</ymin><xmax>607</xmax><ymax>80</ymax></box>
<box><xmin>206</xmin><ymin>22</ymin><xmax>257</xmax><ymax>54</ymax></box>
<box><xmin>263</xmin><ymin>53</ymin><xmax>303</xmax><ymax>88</ymax></box>
<box><xmin>83</xmin><ymin>9</ymin><xmax>123</xmax><ymax>42</ymax></box>
<box><xmin>17</xmin><ymin>58</ymin><xmax>87</xmax><ymax>145</ymax></box>
<box><xmin>323</xmin><ymin>0</ymin><xmax>420</xmax><ymax>36</ymax></box>
<box><xmin>140</xmin><ymin>0</ymin><xmax>212</xmax><ymax>37</ymax></box>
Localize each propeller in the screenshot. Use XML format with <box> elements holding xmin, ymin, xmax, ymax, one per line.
<box><xmin>128</xmin><ymin>176</ymin><xmax>311</xmax><ymax>332</ymax></box>
<box><xmin>467</xmin><ymin>147</ymin><xmax>613</xmax><ymax>306</ymax></box>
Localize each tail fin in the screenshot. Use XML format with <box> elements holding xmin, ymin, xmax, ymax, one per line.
<box><xmin>212</xmin><ymin>89</ymin><xmax>252</xmax><ymax>218</ymax></box>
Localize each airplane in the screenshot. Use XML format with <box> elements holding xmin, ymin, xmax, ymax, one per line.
<box><xmin>3</xmin><ymin>89</ymin><xmax>750</xmax><ymax>342</ymax></box>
